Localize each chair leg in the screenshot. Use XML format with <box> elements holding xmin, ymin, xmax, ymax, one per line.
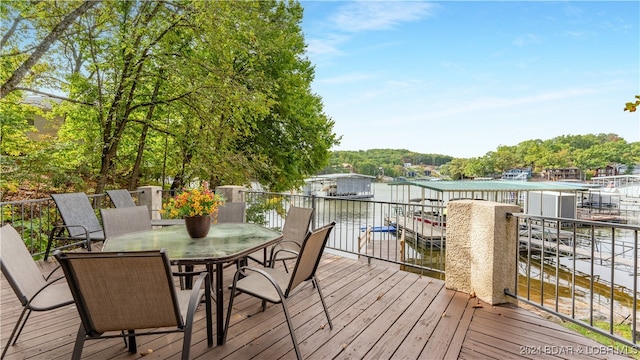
<box><xmin>120</xmin><ymin>331</ymin><xmax>128</xmax><ymax>348</ymax></box>
<box><xmin>71</xmin><ymin>324</ymin><xmax>87</xmax><ymax>360</ymax></box>
<box><xmin>44</xmin><ymin>230</ymin><xmax>57</xmax><ymax>261</ymax></box>
<box><xmin>2</xmin><ymin>307</ymin><xmax>30</xmax><ymax>359</ymax></box>
<box><xmin>205</xmin><ymin>276</ymin><xmax>213</xmax><ymax>347</ymax></box>
<box><xmin>11</xmin><ymin>308</ymin><xmax>32</xmax><ymax>346</ymax></box>
<box><xmin>313</xmin><ymin>277</ymin><xmax>333</xmax><ymax>329</ymax></box>
<box><xmin>280</xmin><ymin>301</ymin><xmax>302</xmax><ymax>360</ymax></box>
<box><xmin>127</xmin><ymin>330</ymin><xmax>137</xmax><ymax>353</ymax></box>
<box><xmin>85</xmin><ymin>234</ymin><xmax>92</xmax><ymax>252</ymax></box>
<box><xmin>223</xmin><ymin>273</ymin><xmax>242</xmax><ymax>343</ymax></box>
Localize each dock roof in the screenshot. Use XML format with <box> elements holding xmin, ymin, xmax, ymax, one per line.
<box><xmin>389</xmin><ymin>180</ymin><xmax>591</xmax><ymax>192</ymax></box>
<box><xmin>307</xmin><ymin>173</ymin><xmax>376</xmax><ymax>181</ymax></box>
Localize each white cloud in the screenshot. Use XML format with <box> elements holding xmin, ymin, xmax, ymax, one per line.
<box><xmin>307</xmin><ymin>38</ymin><xmax>341</xmax><ymax>57</ymax></box>
<box><xmin>513</xmin><ymin>33</ymin><xmax>542</xmax><ymax>47</ymax></box>
<box><xmin>330</xmin><ymin>1</ymin><xmax>438</xmax><ymax>32</ymax></box>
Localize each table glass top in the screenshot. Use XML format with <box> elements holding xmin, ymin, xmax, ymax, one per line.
<box><xmin>102</xmin><ymin>222</ymin><xmax>282</xmax><ymax>262</ymax></box>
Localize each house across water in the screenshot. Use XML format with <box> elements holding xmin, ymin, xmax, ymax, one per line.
<box><xmin>303</xmin><ymin>173</ymin><xmax>375</xmax><ymax>199</ymax></box>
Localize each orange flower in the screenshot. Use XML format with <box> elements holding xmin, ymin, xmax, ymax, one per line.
<box><xmin>161</xmin><ymin>184</ymin><xmax>225</xmax><ymax>218</ymax></box>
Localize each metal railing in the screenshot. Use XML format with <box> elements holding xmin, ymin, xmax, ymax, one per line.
<box><xmin>0</xmin><ymin>192</ymin><xmax>135</xmax><ymax>258</ymax></box>
<box><xmin>242</xmin><ymin>190</ymin><xmax>446</xmax><ymax>278</ymax></box>
<box><xmin>3</xmin><ymin>189</ymin><xmax>639</xmax><ymax>349</ymax></box>
<box><xmin>507</xmin><ymin>213</ymin><xmax>639</xmax><ymax>349</ymax></box>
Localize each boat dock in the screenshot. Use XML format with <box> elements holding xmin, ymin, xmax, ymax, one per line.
<box><xmin>385</xmin><ymin>215</ymin><xmax>445</xmax><ymax>246</ymax></box>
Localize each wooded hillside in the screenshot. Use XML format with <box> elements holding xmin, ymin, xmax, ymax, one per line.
<box><xmin>325</xmin><ymin>133</ymin><xmax>639</xmax><ymax>180</ymax></box>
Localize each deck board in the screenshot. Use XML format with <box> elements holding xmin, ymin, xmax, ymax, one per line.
<box><xmin>1</xmin><ymin>254</ymin><xmax>632</xmax><ymax>360</ymax></box>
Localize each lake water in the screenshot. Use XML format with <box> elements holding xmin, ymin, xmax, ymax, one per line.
<box><xmin>364</xmin><ymin>181</ymin><xmax>639</xmax><ymax>325</ymax></box>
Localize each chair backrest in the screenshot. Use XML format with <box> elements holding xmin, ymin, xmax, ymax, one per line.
<box><xmin>100</xmin><ymin>205</ymin><xmax>152</xmax><ymax>238</ymax></box>
<box><xmin>285</xmin><ymin>222</ymin><xmax>335</xmax><ymax>296</ymax></box>
<box><xmin>216</xmin><ymin>202</ymin><xmax>246</xmax><ymax>223</ymax></box>
<box><xmin>0</xmin><ymin>225</ymin><xmax>47</xmax><ymax>305</ymax></box>
<box><xmin>51</xmin><ymin>193</ymin><xmax>103</xmax><ymax>238</ymax></box>
<box><xmin>106</xmin><ymin>189</ymin><xmax>137</xmax><ymax>208</ymax></box>
<box><xmin>282</xmin><ymin>206</ymin><xmax>314</xmax><ymax>245</ymax></box>
<box><xmin>54</xmin><ymin>250</ymin><xmax>183</xmax><ymax>334</ymax></box>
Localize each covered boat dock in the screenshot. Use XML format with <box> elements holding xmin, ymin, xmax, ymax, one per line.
<box><xmin>304</xmin><ymin>173</ymin><xmax>375</xmax><ymax>199</ymax></box>
<box><xmin>388</xmin><ymin>179</ymin><xmax>592</xmax><ymax>218</ymax></box>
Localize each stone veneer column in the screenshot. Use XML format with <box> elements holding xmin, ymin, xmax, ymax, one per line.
<box><xmin>446</xmin><ymin>200</ymin><xmax>520</xmax><ymax>305</ymax></box>
<box><xmin>215</xmin><ymin>185</ymin><xmax>246</xmax><ymax>203</ymax></box>
<box><xmin>137</xmin><ymin>185</ymin><xmax>163</xmax><ymax>220</ymax></box>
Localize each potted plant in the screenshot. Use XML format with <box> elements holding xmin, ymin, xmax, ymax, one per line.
<box><xmin>161</xmin><ymin>182</ymin><xmax>226</xmax><ymax>238</ymax></box>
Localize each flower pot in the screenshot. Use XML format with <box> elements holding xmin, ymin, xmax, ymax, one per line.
<box><xmin>184</xmin><ymin>215</ymin><xmax>211</xmax><ymax>238</ymax></box>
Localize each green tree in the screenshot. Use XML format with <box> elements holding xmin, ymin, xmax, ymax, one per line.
<box><xmin>1</xmin><ymin>1</ymin><xmax>97</xmax><ymax>98</ymax></box>
<box><xmin>3</xmin><ymin>0</ymin><xmax>339</xmax><ymax>194</ymax></box>
<box><xmin>440</xmin><ymin>158</ymin><xmax>468</xmax><ymax>180</ymax></box>
<box><xmin>624</xmin><ymin>95</ymin><xmax>639</xmax><ymax>112</ymax></box>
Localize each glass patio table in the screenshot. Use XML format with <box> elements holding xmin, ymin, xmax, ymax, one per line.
<box><xmin>102</xmin><ymin>222</ymin><xmax>283</xmax><ymax>345</ymax></box>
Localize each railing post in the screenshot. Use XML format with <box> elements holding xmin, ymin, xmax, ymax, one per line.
<box><xmin>310</xmin><ymin>194</ymin><xmax>316</xmax><ymax>229</ymax></box>
<box><xmin>215</xmin><ymin>185</ymin><xmax>246</xmax><ymax>203</ymax></box>
<box><xmin>137</xmin><ymin>185</ymin><xmax>163</xmax><ymax>220</ymax></box>
<box><xmin>446</xmin><ymin>200</ymin><xmax>520</xmax><ymax>305</ymax></box>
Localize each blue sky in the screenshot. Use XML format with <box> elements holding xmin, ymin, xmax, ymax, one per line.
<box><xmin>300</xmin><ymin>1</ymin><xmax>640</xmax><ymax>158</ymax></box>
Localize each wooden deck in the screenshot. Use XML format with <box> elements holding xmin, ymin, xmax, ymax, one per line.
<box><xmin>1</xmin><ymin>253</ymin><xmax>633</xmax><ymax>359</ymax></box>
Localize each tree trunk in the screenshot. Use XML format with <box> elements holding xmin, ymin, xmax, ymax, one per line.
<box><xmin>1</xmin><ymin>1</ymin><xmax>96</xmax><ymax>98</ymax></box>
<box><xmin>129</xmin><ymin>76</ymin><xmax>161</xmax><ymax>190</ymax></box>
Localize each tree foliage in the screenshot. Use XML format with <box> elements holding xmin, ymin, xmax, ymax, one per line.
<box><xmin>1</xmin><ymin>0</ymin><xmax>339</xmax><ymax>195</ymax></box>
<box><xmin>326</xmin><ymin>149</ymin><xmax>453</xmax><ymax>178</ymax></box>
<box><xmin>624</xmin><ymin>95</ymin><xmax>640</xmax><ymax>112</ymax></box>
<box><xmin>328</xmin><ymin>133</ymin><xmax>639</xmax><ymax>181</ymax></box>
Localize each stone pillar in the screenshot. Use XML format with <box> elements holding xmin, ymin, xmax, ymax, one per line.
<box><xmin>215</xmin><ymin>185</ymin><xmax>246</xmax><ymax>203</ymax></box>
<box><xmin>446</xmin><ymin>200</ymin><xmax>520</xmax><ymax>305</ymax></box>
<box><xmin>137</xmin><ymin>185</ymin><xmax>163</xmax><ymax>220</ymax></box>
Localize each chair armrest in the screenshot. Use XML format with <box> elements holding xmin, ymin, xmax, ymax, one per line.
<box><xmin>44</xmin><ymin>265</ymin><xmax>64</xmax><ymax>281</ymax></box>
<box><xmin>233</xmin><ymin>266</ymin><xmax>287</xmax><ymax>300</ymax></box>
<box><xmin>269</xmin><ymin>248</ymin><xmax>299</xmax><ymax>268</ymax></box>
<box><xmin>272</xmin><ymin>239</ymin><xmax>301</xmax><ymax>250</ymax></box>
<box><xmin>24</xmin><ymin>275</ymin><xmax>72</xmax><ymax>308</ymax></box>
<box><xmin>53</xmin><ymin>224</ymin><xmax>90</xmax><ymax>238</ymax></box>
<box><xmin>268</xmin><ymin>239</ymin><xmax>301</xmax><ymax>267</ymax></box>
<box><xmin>52</xmin><ymin>224</ymin><xmax>92</xmax><ymax>251</ymax></box>
<box><xmin>190</xmin><ymin>272</ymin><xmax>210</xmax><ymax>290</ymax></box>
<box><xmin>185</xmin><ymin>272</ymin><xmax>212</xmax><ymax>346</ymax></box>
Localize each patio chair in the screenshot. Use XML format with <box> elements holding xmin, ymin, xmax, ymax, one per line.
<box><xmin>100</xmin><ymin>205</ymin><xmax>152</xmax><ymax>238</ymax></box>
<box><xmin>247</xmin><ymin>206</ymin><xmax>314</xmax><ymax>269</ymax></box>
<box><xmin>106</xmin><ymin>189</ymin><xmax>137</xmax><ymax>208</ymax></box>
<box><xmin>44</xmin><ymin>192</ymin><xmax>105</xmax><ymax>261</ymax></box>
<box><xmin>224</xmin><ymin>222</ymin><xmax>335</xmax><ymax>360</ymax></box>
<box><xmin>53</xmin><ymin>249</ymin><xmax>213</xmax><ymax>360</ymax></box>
<box><xmin>101</xmin><ymin>205</ymin><xmax>199</xmax><ymax>289</ymax></box>
<box><xmin>1</xmin><ymin>224</ymin><xmax>75</xmax><ymax>359</ymax></box>
<box><xmin>106</xmin><ymin>189</ymin><xmax>184</xmax><ymax>227</ymax></box>
<box><xmin>215</xmin><ymin>202</ymin><xmax>246</xmax><ymax>223</ymax></box>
